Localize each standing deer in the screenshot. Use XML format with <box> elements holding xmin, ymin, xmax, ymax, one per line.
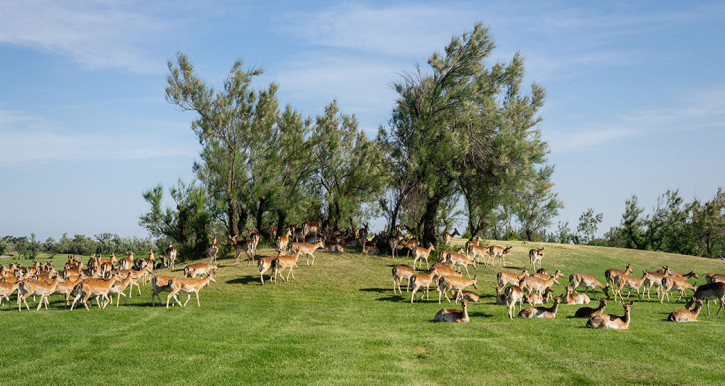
<box><xmin>529</xmin><ymin>247</ymin><xmax>544</xmax><ymax>271</ymax></box>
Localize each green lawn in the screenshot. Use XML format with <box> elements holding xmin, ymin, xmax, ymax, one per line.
<box><xmin>1</xmin><ymin>240</ymin><xmax>724</xmax><ymax>384</ymax></box>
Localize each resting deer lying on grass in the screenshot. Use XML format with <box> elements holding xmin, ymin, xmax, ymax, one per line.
<box><xmin>434</xmin><ymin>299</ymin><xmax>469</xmax><ymax>323</ymax></box>
<box><xmin>574</xmin><ymin>298</ymin><xmax>607</xmax><ymax>319</ymax></box>
<box><xmin>562</xmin><ymin>284</ymin><xmax>591</xmax><ymax>305</ymax></box>
<box><xmin>586</xmin><ymin>301</ymin><xmax>633</xmax><ymax>329</ymax></box>
<box><xmin>518</xmin><ymin>296</ymin><xmax>561</xmax><ymax>318</ymax></box>
<box><xmin>668</xmin><ymin>299</ymin><xmax>703</xmax><ymax>322</ymax></box>
<box><xmin>451</xmin><ymin>290</ymin><xmax>481</xmax><ymax>303</ymax></box>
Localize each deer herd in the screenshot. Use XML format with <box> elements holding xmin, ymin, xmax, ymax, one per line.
<box><xmin>1</xmin><ymin>225</ymin><xmax>724</xmax><ymax>334</ymax></box>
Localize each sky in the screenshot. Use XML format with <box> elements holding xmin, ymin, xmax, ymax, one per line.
<box><xmin>1</xmin><ymin>1</ymin><xmax>724</xmax><ymax>240</ymax></box>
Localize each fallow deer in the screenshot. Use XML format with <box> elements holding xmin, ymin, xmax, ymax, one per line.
<box><xmin>569</xmin><ymin>273</ymin><xmax>610</xmax><ymax>298</ymax></box>
<box><xmin>290</xmin><ymin>240</ymin><xmax>325</xmax><ymax>266</ymax></box>
<box><xmin>562</xmin><ymin>284</ymin><xmax>591</xmax><ymax>305</ymax></box>
<box><xmin>438</xmin><ymin>275</ymin><xmax>478</xmax><ymax>304</ymax></box>
<box><xmin>505</xmin><ymin>285</ymin><xmax>524</xmax><ymax>319</ymax></box>
<box><xmin>668</xmin><ymin>299</ymin><xmax>703</xmax><ymax>322</ymax></box>
<box><xmin>518</xmin><ymin>296</ymin><xmax>561</xmax><ymax>318</ymax></box>
<box><xmin>434</xmin><ymin>299</ymin><xmax>469</xmax><ymax>323</ymax></box>
<box><xmin>604</xmin><ymin>264</ymin><xmax>632</xmax><ymax>288</ymax></box>
<box><xmin>166</xmin><ymin>275</ymin><xmax>216</xmax><ymax>308</ymax></box>
<box><xmin>574</xmin><ymin>298</ymin><xmax>608</xmax><ymax>318</ymax></box>
<box><xmin>529</xmin><ymin>247</ymin><xmax>544</xmax><ymax>271</ymax></box>
<box><xmin>412</xmin><ymin>244</ymin><xmax>436</xmax><ymax>270</ymax></box>
<box><xmin>392</xmin><ymin>265</ymin><xmax>415</xmax><ymax>294</ymax></box>
<box><xmin>586</xmin><ymin>301</ymin><xmax>633</xmax><ymax>329</ymax></box>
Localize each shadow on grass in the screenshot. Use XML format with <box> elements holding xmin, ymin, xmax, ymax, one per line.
<box><xmin>359</xmin><ymin>287</ymin><xmax>389</xmax><ymax>293</ymax></box>
<box><xmin>226</xmin><ymin>275</ymin><xmax>262</xmax><ymax>285</ymax></box>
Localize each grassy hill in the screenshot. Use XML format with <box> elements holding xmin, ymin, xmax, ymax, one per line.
<box><xmin>1</xmin><ymin>240</ymin><xmax>724</xmax><ymax>384</ymax></box>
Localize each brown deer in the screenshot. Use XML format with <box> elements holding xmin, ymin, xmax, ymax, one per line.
<box><xmin>569</xmin><ymin>272</ymin><xmax>610</xmax><ymax>298</ymax></box>
<box><xmin>505</xmin><ymin>285</ymin><xmax>524</xmax><ymax>319</ymax></box>
<box><xmin>434</xmin><ymin>299</ymin><xmax>469</xmax><ymax>323</ymax></box>
<box><xmin>438</xmin><ymin>275</ymin><xmax>478</xmax><ymax>304</ymax></box>
<box><xmin>667</xmin><ymin>299</ymin><xmax>703</xmax><ymax>322</ymax></box>
<box><xmin>529</xmin><ymin>247</ymin><xmax>544</xmax><ymax>271</ymax></box>
<box><xmin>392</xmin><ymin>265</ymin><xmax>415</xmax><ymax>294</ymax></box>
<box><xmin>518</xmin><ymin>296</ymin><xmax>561</xmax><ymax>318</ymax></box>
<box><xmin>574</xmin><ymin>298</ymin><xmax>608</xmax><ymax>318</ymax></box>
<box><xmin>586</xmin><ymin>301</ymin><xmax>633</xmax><ymax>329</ymax></box>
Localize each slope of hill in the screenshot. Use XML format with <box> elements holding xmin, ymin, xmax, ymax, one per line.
<box><xmin>1</xmin><ymin>240</ymin><xmax>724</xmax><ymax>384</ymax></box>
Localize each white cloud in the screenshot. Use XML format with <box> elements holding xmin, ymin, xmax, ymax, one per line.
<box><xmin>546</xmin><ymin>88</ymin><xmax>725</xmax><ymax>153</ymax></box>
<box><xmin>0</xmin><ymin>0</ymin><xmax>173</xmax><ymax>73</ymax></box>
<box><xmin>283</xmin><ymin>3</ymin><xmax>469</xmax><ymax>58</ymax></box>
<box><xmin>0</xmin><ymin>107</ymin><xmax>196</xmax><ymax>166</ymax></box>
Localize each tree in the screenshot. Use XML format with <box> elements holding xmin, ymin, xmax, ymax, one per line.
<box><xmin>166</xmin><ymin>52</ymin><xmax>279</xmax><ymax>238</ymax></box>
<box><xmin>620</xmin><ymin>196</ymin><xmax>647</xmax><ymax>249</ymax></box>
<box><xmin>387</xmin><ymin>24</ymin><xmax>549</xmax><ymax>245</ymax></box>
<box><xmin>575</xmin><ymin>208</ymin><xmax>603</xmax><ymax>245</ymax></box>
<box><xmin>139</xmin><ymin>180</ymin><xmax>212</xmax><ymax>260</ymax></box>
<box><xmin>313</xmin><ymin>101</ymin><xmax>388</xmax><ymax>231</ymax></box>
<box><xmin>15</xmin><ymin>234</ymin><xmax>41</xmax><ymax>260</ymax></box>
<box><xmin>689</xmin><ymin>188</ymin><xmax>725</xmax><ymax>258</ymax></box>
<box><xmin>262</xmin><ymin>105</ymin><xmax>317</xmax><ymax>238</ymax></box>
<box><xmin>513</xmin><ymin>166</ymin><xmax>563</xmax><ymax>241</ymax></box>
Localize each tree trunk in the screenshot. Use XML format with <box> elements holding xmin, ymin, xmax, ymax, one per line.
<box><xmin>422</xmin><ymin>194</ymin><xmax>441</xmax><ymax>247</ymax></box>
<box><xmin>227</xmin><ymin>201</ymin><xmax>238</xmax><ymax>238</ymax></box>
<box><xmin>275</xmin><ymin>209</ymin><xmax>287</xmax><ymax>239</ymax></box>
<box><xmin>255</xmin><ymin>196</ymin><xmax>271</xmax><ymax>239</ymax></box>
<box><xmin>237</xmin><ymin>207</ymin><xmax>248</xmax><ymax>236</ymax></box>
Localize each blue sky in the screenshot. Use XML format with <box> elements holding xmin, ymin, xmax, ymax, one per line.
<box><xmin>1</xmin><ymin>1</ymin><xmax>723</xmax><ymax>240</ymax></box>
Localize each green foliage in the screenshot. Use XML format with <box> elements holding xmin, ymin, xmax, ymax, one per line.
<box><xmin>166</xmin><ymin>52</ymin><xmax>279</xmax><ymax>238</ymax></box>
<box><xmin>602</xmin><ymin>188</ymin><xmax>724</xmax><ymax>258</ymax></box>
<box><xmin>512</xmin><ymin>166</ymin><xmax>564</xmax><ymax>241</ymax></box>
<box><xmin>575</xmin><ymin>208</ymin><xmax>604</xmax><ymax>245</ymax></box>
<box><xmin>313</xmin><ymin>101</ymin><xmax>389</xmax><ymax>230</ymax></box>
<box><xmin>14</xmin><ymin>233</ymin><xmax>41</xmax><ymax>259</ymax></box>
<box><xmin>387</xmin><ymin>23</ymin><xmax>551</xmax><ymax>244</ymax></box>
<box><xmin>0</xmin><ymin>237</ymin><xmax>6</xmax><ymax>255</ymax></box>
<box><xmin>139</xmin><ymin>180</ymin><xmax>212</xmax><ymax>261</ymax></box>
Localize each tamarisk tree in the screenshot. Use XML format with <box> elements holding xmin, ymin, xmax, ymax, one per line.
<box><xmin>387</xmin><ymin>24</ymin><xmax>551</xmax><ymax>245</ymax></box>
<box><xmin>165</xmin><ymin>52</ymin><xmax>279</xmax><ymax>238</ymax></box>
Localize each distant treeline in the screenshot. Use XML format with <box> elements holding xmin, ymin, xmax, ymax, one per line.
<box><xmin>0</xmin><ymin>233</ymin><xmax>166</xmax><ymax>260</ymax></box>
<box><xmin>547</xmin><ymin>188</ymin><xmax>724</xmax><ymax>259</ymax></box>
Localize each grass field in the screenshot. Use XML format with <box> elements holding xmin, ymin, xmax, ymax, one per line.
<box><xmin>1</xmin><ymin>240</ymin><xmax>724</xmax><ymax>385</ymax></box>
